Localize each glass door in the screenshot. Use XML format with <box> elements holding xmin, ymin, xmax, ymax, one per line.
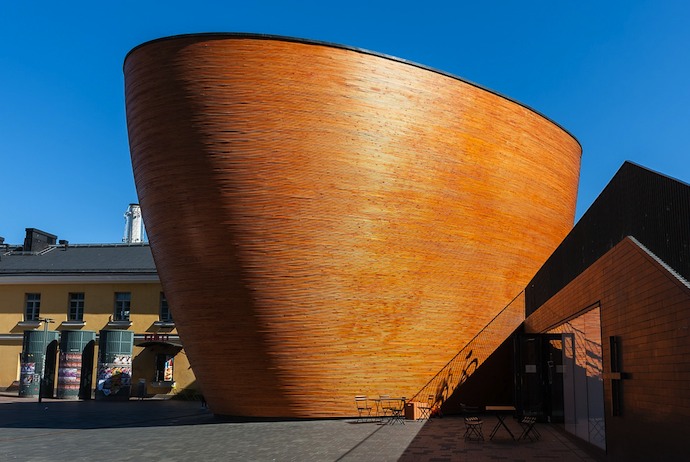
<box><xmin>514</xmin><ymin>333</ymin><xmax>564</xmax><ymax>422</ymax></box>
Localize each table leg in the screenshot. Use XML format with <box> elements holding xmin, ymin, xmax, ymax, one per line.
<box><xmin>489</xmin><ymin>414</ymin><xmax>515</xmax><ymax>440</ymax></box>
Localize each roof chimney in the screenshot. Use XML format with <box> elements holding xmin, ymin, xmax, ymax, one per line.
<box><xmin>24</xmin><ymin>228</ymin><xmax>57</xmax><ymax>252</ymax></box>
<box><xmin>123</xmin><ymin>203</ymin><xmax>144</xmax><ymax>244</ymax></box>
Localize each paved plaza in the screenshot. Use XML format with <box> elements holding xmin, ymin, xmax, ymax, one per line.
<box><xmin>0</xmin><ymin>394</ymin><xmax>603</xmax><ymax>461</ymax></box>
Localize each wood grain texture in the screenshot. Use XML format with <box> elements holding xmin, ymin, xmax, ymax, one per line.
<box><xmin>124</xmin><ymin>34</ymin><xmax>581</xmax><ymax>417</ymax></box>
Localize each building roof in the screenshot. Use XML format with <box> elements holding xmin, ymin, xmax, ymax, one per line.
<box><xmin>0</xmin><ymin>243</ymin><xmax>157</xmax><ymax>277</ymax></box>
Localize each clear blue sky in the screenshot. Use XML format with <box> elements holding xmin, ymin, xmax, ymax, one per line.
<box><xmin>2</xmin><ymin>1</ymin><xmax>689</xmax><ymax>244</ymax></box>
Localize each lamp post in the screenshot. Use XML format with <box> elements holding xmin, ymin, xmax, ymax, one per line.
<box><xmin>37</xmin><ymin>317</ymin><xmax>54</xmax><ymax>403</ymax></box>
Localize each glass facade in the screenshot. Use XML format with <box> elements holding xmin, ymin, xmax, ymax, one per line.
<box><xmin>548</xmin><ymin>306</ymin><xmax>605</xmax><ymax>450</ymax></box>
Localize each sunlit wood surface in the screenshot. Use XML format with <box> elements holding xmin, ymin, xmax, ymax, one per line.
<box><xmin>124</xmin><ymin>33</ymin><xmax>581</xmax><ymax>417</ymax></box>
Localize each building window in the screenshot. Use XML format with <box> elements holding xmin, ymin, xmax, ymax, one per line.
<box><xmin>68</xmin><ymin>293</ymin><xmax>85</xmax><ymax>321</ymax></box>
<box><xmin>159</xmin><ymin>293</ymin><xmax>173</xmax><ymax>322</ymax></box>
<box><xmin>25</xmin><ymin>293</ymin><xmax>41</xmax><ymax>321</ymax></box>
<box><xmin>113</xmin><ymin>292</ymin><xmax>131</xmax><ymax>321</ymax></box>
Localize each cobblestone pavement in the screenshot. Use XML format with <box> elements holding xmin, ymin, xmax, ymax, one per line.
<box><xmin>0</xmin><ymin>395</ymin><xmax>602</xmax><ymax>461</ymax></box>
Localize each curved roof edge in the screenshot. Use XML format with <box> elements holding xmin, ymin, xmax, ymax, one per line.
<box><xmin>124</xmin><ymin>32</ymin><xmax>581</xmax><ymax>152</ymax></box>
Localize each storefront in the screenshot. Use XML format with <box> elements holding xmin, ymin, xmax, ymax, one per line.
<box><xmin>134</xmin><ymin>333</ymin><xmax>183</xmax><ymax>396</ymax></box>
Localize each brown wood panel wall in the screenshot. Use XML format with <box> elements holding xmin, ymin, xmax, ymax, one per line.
<box><xmin>124</xmin><ymin>34</ymin><xmax>581</xmax><ymax>417</ymax></box>
<box><xmin>524</xmin><ymin>237</ymin><xmax>690</xmax><ymax>459</ymax></box>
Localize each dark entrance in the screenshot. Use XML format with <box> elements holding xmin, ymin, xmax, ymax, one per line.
<box><xmin>514</xmin><ymin>333</ymin><xmax>564</xmax><ymax>422</ymax></box>
<box><xmin>79</xmin><ymin>340</ymin><xmax>96</xmax><ymax>400</ymax></box>
<box><xmin>41</xmin><ymin>340</ymin><xmax>59</xmax><ymax>399</ymax></box>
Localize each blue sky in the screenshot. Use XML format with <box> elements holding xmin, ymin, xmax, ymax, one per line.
<box><xmin>2</xmin><ymin>1</ymin><xmax>689</xmax><ymax>244</ymax></box>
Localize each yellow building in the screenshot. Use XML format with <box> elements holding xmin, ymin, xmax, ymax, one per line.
<box><xmin>0</xmin><ymin>228</ymin><xmax>196</xmax><ymax>399</ymax></box>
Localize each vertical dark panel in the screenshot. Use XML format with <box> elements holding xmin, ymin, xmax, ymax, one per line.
<box><xmin>526</xmin><ymin>162</ymin><xmax>690</xmax><ymax>315</ymax></box>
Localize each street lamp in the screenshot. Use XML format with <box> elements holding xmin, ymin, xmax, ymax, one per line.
<box><xmin>37</xmin><ymin>317</ymin><xmax>54</xmax><ymax>403</ymax></box>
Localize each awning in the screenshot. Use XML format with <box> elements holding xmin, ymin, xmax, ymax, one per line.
<box><xmin>135</xmin><ymin>340</ymin><xmax>183</xmax><ymax>349</ymax></box>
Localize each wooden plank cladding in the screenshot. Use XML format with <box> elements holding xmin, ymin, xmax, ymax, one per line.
<box><xmin>123</xmin><ymin>33</ymin><xmax>581</xmax><ymax>418</ymax></box>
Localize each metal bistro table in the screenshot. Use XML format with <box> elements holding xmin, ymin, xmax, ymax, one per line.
<box><xmin>372</xmin><ymin>396</ymin><xmax>406</xmax><ymax>424</ymax></box>
<box><xmin>370</xmin><ymin>396</ymin><xmax>388</xmax><ymax>422</ymax></box>
<box><xmin>485</xmin><ymin>405</ymin><xmax>516</xmax><ymax>440</ymax></box>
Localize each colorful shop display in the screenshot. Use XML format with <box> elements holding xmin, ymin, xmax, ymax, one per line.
<box><xmin>56</xmin><ymin>330</ymin><xmax>96</xmax><ymax>399</ymax></box>
<box><xmin>95</xmin><ymin>330</ymin><xmax>134</xmax><ymax>400</ymax></box>
<box><xmin>18</xmin><ymin>330</ymin><xmax>59</xmax><ymax>398</ymax></box>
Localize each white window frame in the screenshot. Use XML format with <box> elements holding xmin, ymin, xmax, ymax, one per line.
<box><xmin>68</xmin><ymin>292</ymin><xmax>85</xmax><ymax>321</ymax></box>
<box><xmin>25</xmin><ymin>293</ymin><xmax>41</xmax><ymax>321</ymax></box>
<box><xmin>113</xmin><ymin>292</ymin><xmax>131</xmax><ymax>321</ymax></box>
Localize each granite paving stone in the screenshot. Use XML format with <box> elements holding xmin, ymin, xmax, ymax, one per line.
<box><xmin>0</xmin><ymin>395</ymin><xmax>603</xmax><ymax>461</ymax></box>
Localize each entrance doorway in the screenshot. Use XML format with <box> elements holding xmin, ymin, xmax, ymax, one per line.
<box><xmin>79</xmin><ymin>340</ymin><xmax>96</xmax><ymax>400</ymax></box>
<box><xmin>41</xmin><ymin>340</ymin><xmax>59</xmax><ymax>399</ymax></box>
<box><xmin>514</xmin><ymin>333</ymin><xmax>565</xmax><ymax>422</ymax></box>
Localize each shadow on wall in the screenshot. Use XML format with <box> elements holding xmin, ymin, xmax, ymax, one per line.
<box><xmin>441</xmin><ymin>333</ymin><xmax>516</xmax><ymax>414</ymax></box>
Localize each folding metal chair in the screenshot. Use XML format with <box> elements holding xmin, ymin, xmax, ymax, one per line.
<box><xmin>388</xmin><ymin>397</ymin><xmax>406</xmax><ymax>424</ymax></box>
<box><xmin>518</xmin><ymin>416</ymin><xmax>541</xmax><ymax>441</ymax></box>
<box><xmin>418</xmin><ymin>394</ymin><xmax>434</xmax><ymax>420</ymax></box>
<box><xmin>377</xmin><ymin>395</ymin><xmax>392</xmax><ymax>421</ymax></box>
<box><xmin>354</xmin><ymin>395</ymin><xmax>373</xmax><ymax>423</ymax></box>
<box><xmin>464</xmin><ymin>416</ymin><xmax>484</xmax><ymax>441</ymax></box>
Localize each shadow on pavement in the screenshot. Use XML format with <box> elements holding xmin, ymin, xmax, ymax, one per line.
<box><xmin>0</xmin><ymin>397</ymin><xmax>217</xmax><ymax>429</ymax></box>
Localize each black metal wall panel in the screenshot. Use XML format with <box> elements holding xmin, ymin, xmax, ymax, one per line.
<box><xmin>526</xmin><ymin>161</ymin><xmax>690</xmax><ymax>315</ymax></box>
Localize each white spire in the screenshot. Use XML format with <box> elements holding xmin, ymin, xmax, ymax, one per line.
<box><xmin>123</xmin><ymin>203</ymin><xmax>144</xmax><ymax>243</ymax></box>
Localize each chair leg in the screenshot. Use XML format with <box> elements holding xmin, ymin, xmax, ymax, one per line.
<box><xmin>464</xmin><ymin>418</ymin><xmax>484</xmax><ymax>441</ymax></box>
<box><xmin>356</xmin><ymin>407</ymin><xmax>373</xmax><ymax>423</ymax></box>
<box><xmin>518</xmin><ymin>417</ymin><xmax>539</xmax><ymax>441</ymax></box>
<box><xmin>389</xmin><ymin>409</ymin><xmax>405</xmax><ymax>424</ymax></box>
<box><xmin>418</xmin><ymin>407</ymin><xmax>431</xmax><ymax>420</ymax></box>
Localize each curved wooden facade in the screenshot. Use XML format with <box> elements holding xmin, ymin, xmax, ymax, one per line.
<box><xmin>124</xmin><ymin>34</ymin><xmax>581</xmax><ymax>417</ymax></box>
